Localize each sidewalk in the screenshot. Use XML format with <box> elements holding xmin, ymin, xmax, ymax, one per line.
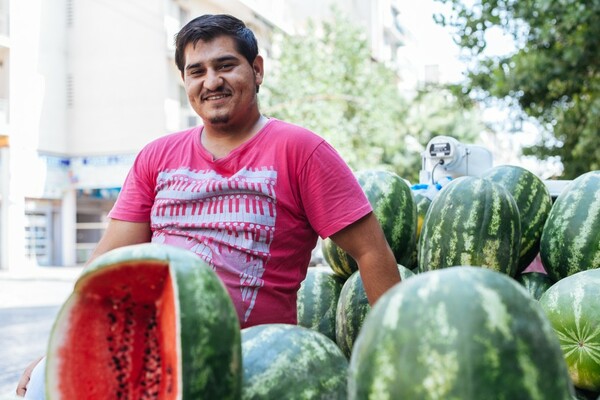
<box><xmin>0</xmin><ymin>265</ymin><xmax>82</xmax><ymax>310</ymax></box>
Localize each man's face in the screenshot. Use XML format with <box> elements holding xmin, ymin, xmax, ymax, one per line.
<box><xmin>182</xmin><ymin>35</ymin><xmax>263</xmax><ymax>131</ymax></box>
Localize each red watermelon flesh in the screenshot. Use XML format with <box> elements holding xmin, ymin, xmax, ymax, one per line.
<box><xmin>49</xmin><ymin>262</ymin><xmax>179</xmax><ymax>399</ymax></box>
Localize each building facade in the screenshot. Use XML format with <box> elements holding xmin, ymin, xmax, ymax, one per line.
<box><xmin>0</xmin><ymin>0</ymin><xmax>403</xmax><ymax>270</ymax></box>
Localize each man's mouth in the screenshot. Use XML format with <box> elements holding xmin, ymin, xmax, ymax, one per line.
<box><xmin>202</xmin><ymin>93</ymin><xmax>231</xmax><ymax>102</ymax></box>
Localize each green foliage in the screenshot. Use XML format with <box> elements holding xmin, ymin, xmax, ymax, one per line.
<box><xmin>262</xmin><ymin>11</ymin><xmax>486</xmax><ymax>183</ymax></box>
<box><xmin>435</xmin><ymin>0</ymin><xmax>600</xmax><ymax>178</ymax></box>
<box><xmin>262</xmin><ymin>14</ymin><xmax>405</xmax><ymax>173</ymax></box>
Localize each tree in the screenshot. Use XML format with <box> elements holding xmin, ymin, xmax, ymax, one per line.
<box><xmin>262</xmin><ymin>14</ymin><xmax>406</xmax><ymax>173</ymax></box>
<box><xmin>434</xmin><ymin>0</ymin><xmax>600</xmax><ymax>178</ymax></box>
<box><xmin>262</xmin><ymin>11</ymin><xmax>486</xmax><ymax>183</ymax></box>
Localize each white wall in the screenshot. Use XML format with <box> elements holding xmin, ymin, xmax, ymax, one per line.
<box><xmin>36</xmin><ymin>0</ymin><xmax>69</xmax><ymax>153</ymax></box>
<box><xmin>66</xmin><ymin>0</ymin><xmax>167</xmax><ymax>155</ymax></box>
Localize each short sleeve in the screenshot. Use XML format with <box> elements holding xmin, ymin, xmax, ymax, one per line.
<box><xmin>108</xmin><ymin>148</ymin><xmax>157</xmax><ymax>222</ymax></box>
<box><xmin>298</xmin><ymin>141</ymin><xmax>372</xmax><ymax>238</ymax></box>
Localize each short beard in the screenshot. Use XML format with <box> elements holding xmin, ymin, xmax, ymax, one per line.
<box><xmin>209</xmin><ymin>115</ymin><xmax>229</xmax><ymax>124</ymax></box>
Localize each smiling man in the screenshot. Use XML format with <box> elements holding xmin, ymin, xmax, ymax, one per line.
<box><xmin>17</xmin><ymin>14</ymin><xmax>401</xmax><ymax>398</ymax></box>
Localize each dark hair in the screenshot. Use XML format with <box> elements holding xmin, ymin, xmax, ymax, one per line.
<box><xmin>174</xmin><ymin>14</ymin><xmax>259</xmax><ymax>73</ymax></box>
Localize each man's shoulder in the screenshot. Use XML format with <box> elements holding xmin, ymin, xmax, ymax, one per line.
<box><xmin>141</xmin><ymin>127</ymin><xmax>198</xmax><ymax>153</ymax></box>
<box><xmin>266</xmin><ymin>118</ymin><xmax>324</xmax><ymax>144</ymax></box>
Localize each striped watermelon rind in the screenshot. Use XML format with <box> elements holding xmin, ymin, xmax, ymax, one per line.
<box><xmin>323</xmin><ymin>170</ymin><xmax>417</xmax><ymax>278</ymax></box>
<box><xmin>348</xmin><ymin>266</ymin><xmax>574</xmax><ymax>399</ymax></box>
<box><xmin>418</xmin><ymin>177</ymin><xmax>521</xmax><ymax>276</ymax></box>
<box><xmin>540</xmin><ymin>170</ymin><xmax>600</xmax><ymax>281</ymax></box>
<box><xmin>482</xmin><ymin>165</ymin><xmax>553</xmax><ymax>273</ymax></box>
<box><xmin>335</xmin><ymin>265</ymin><xmax>414</xmax><ymax>358</ymax></box>
<box><xmin>297</xmin><ymin>266</ymin><xmax>344</xmax><ymax>342</ymax></box>
<box><xmin>241</xmin><ymin>324</ymin><xmax>348</xmax><ymax>399</ymax></box>
<box><xmin>516</xmin><ymin>271</ymin><xmax>555</xmax><ymax>301</ymax></box>
<box><xmin>414</xmin><ymin>193</ymin><xmax>432</xmax><ymax>241</ymax></box>
<box><xmin>539</xmin><ymin>268</ymin><xmax>600</xmax><ymax>392</ymax></box>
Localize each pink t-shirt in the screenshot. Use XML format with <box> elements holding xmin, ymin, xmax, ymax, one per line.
<box><xmin>109</xmin><ymin>118</ymin><xmax>371</xmax><ymax>328</ymax></box>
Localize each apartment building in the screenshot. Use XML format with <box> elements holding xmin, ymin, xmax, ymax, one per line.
<box><xmin>0</xmin><ymin>0</ymin><xmax>403</xmax><ymax>270</ymax></box>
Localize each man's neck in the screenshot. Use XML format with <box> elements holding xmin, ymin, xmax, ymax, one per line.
<box><xmin>201</xmin><ymin>114</ymin><xmax>268</xmax><ymax>160</ymax></box>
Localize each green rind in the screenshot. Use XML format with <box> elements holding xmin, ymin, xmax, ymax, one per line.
<box><xmin>322</xmin><ymin>170</ymin><xmax>417</xmax><ymax>278</ymax></box>
<box><xmin>418</xmin><ymin>177</ymin><xmax>521</xmax><ymax>277</ymax></box>
<box><xmin>540</xmin><ymin>170</ymin><xmax>600</xmax><ymax>281</ymax></box>
<box><xmin>414</xmin><ymin>193</ymin><xmax>432</xmax><ymax>241</ymax></box>
<box><xmin>349</xmin><ymin>266</ymin><xmax>574</xmax><ymax>400</ymax></box>
<box><xmin>356</xmin><ymin>170</ymin><xmax>417</xmax><ymax>267</ymax></box>
<box><xmin>241</xmin><ymin>324</ymin><xmax>348</xmax><ymax>400</ymax></box>
<box><xmin>482</xmin><ymin>165</ymin><xmax>552</xmax><ymax>273</ymax></box>
<box><xmin>539</xmin><ymin>269</ymin><xmax>600</xmax><ymax>392</ymax></box>
<box><xmin>336</xmin><ymin>265</ymin><xmax>414</xmax><ymax>358</ymax></box>
<box><xmin>297</xmin><ymin>266</ymin><xmax>344</xmax><ymax>342</ymax></box>
<box><xmin>46</xmin><ymin>243</ymin><xmax>241</xmax><ymax>400</ymax></box>
<box><xmin>516</xmin><ymin>272</ymin><xmax>555</xmax><ymax>301</ymax></box>
<box><xmin>412</xmin><ymin>193</ymin><xmax>432</xmax><ymax>270</ymax></box>
<box><xmin>322</xmin><ymin>237</ymin><xmax>356</xmax><ymax>278</ymax></box>
<box><xmin>172</xmin><ymin>249</ymin><xmax>242</xmax><ymax>400</ymax></box>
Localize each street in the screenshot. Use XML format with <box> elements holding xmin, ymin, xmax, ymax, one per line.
<box><xmin>0</xmin><ymin>266</ymin><xmax>80</xmax><ymax>397</ymax></box>
<box><xmin>0</xmin><ymin>305</ymin><xmax>60</xmax><ymax>396</ymax></box>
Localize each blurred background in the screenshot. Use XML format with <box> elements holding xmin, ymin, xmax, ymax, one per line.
<box><xmin>0</xmin><ymin>0</ymin><xmax>597</xmax><ymax>272</ymax></box>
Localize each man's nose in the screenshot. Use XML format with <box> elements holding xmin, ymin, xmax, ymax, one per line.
<box><xmin>204</xmin><ymin>70</ymin><xmax>223</xmax><ymax>91</ymax></box>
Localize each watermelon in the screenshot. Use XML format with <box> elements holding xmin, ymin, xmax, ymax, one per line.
<box><xmin>297</xmin><ymin>266</ymin><xmax>344</xmax><ymax>342</ymax></box>
<box><xmin>516</xmin><ymin>271</ymin><xmax>555</xmax><ymax>300</ymax></box>
<box><xmin>539</xmin><ymin>269</ymin><xmax>600</xmax><ymax>392</ymax></box>
<box><xmin>410</xmin><ymin>192</ymin><xmax>432</xmax><ymax>270</ymax></box>
<box><xmin>482</xmin><ymin>165</ymin><xmax>553</xmax><ymax>273</ymax></box>
<box><xmin>540</xmin><ymin>170</ymin><xmax>600</xmax><ymax>281</ymax></box>
<box><xmin>45</xmin><ymin>243</ymin><xmax>241</xmax><ymax>400</ymax></box>
<box><xmin>348</xmin><ymin>266</ymin><xmax>574</xmax><ymax>399</ymax></box>
<box><xmin>241</xmin><ymin>324</ymin><xmax>347</xmax><ymax>399</ymax></box>
<box><xmin>574</xmin><ymin>387</ymin><xmax>600</xmax><ymax>400</ymax></box>
<box><xmin>418</xmin><ymin>176</ymin><xmax>521</xmax><ymax>277</ymax></box>
<box><xmin>414</xmin><ymin>192</ymin><xmax>432</xmax><ymax>241</ymax></box>
<box><xmin>322</xmin><ymin>169</ymin><xmax>417</xmax><ymax>278</ymax></box>
<box><xmin>336</xmin><ymin>265</ymin><xmax>414</xmax><ymax>358</ymax></box>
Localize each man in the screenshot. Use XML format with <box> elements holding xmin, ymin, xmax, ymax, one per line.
<box><xmin>17</xmin><ymin>14</ymin><xmax>400</xmax><ymax>397</ymax></box>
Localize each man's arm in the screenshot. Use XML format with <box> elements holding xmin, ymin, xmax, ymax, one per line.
<box><xmin>329</xmin><ymin>212</ymin><xmax>400</xmax><ymax>305</ymax></box>
<box><xmin>84</xmin><ymin>219</ymin><xmax>152</xmax><ymax>268</ymax></box>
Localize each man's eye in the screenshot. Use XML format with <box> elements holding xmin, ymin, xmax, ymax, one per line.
<box><xmin>218</xmin><ymin>64</ymin><xmax>233</xmax><ymax>70</ymax></box>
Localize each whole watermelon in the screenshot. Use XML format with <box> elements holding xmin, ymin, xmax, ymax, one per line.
<box><xmin>322</xmin><ymin>169</ymin><xmax>417</xmax><ymax>278</ymax></box>
<box><xmin>348</xmin><ymin>266</ymin><xmax>574</xmax><ymax>399</ymax></box>
<box><xmin>418</xmin><ymin>176</ymin><xmax>521</xmax><ymax>277</ymax></box>
<box><xmin>482</xmin><ymin>165</ymin><xmax>553</xmax><ymax>273</ymax></box>
<box><xmin>516</xmin><ymin>271</ymin><xmax>555</xmax><ymax>300</ymax></box>
<box><xmin>45</xmin><ymin>243</ymin><xmax>241</xmax><ymax>400</ymax></box>
<box><xmin>297</xmin><ymin>266</ymin><xmax>344</xmax><ymax>342</ymax></box>
<box><xmin>539</xmin><ymin>269</ymin><xmax>600</xmax><ymax>392</ymax></box>
<box><xmin>336</xmin><ymin>265</ymin><xmax>414</xmax><ymax>358</ymax></box>
<box><xmin>540</xmin><ymin>170</ymin><xmax>600</xmax><ymax>281</ymax></box>
<box><xmin>241</xmin><ymin>324</ymin><xmax>347</xmax><ymax>399</ymax></box>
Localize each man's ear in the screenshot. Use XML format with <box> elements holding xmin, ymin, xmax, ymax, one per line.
<box><xmin>253</xmin><ymin>55</ymin><xmax>264</xmax><ymax>86</ymax></box>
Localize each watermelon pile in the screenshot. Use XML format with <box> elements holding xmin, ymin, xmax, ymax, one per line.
<box><xmin>311</xmin><ymin>167</ymin><xmax>599</xmax><ymax>397</ymax></box>
<box><xmin>43</xmin><ymin>166</ymin><xmax>600</xmax><ymax>399</ymax></box>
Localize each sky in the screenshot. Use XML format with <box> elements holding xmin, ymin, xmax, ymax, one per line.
<box><xmin>396</xmin><ymin>0</ymin><xmax>466</xmax><ymax>85</ymax></box>
<box><xmin>393</xmin><ymin>1</ymin><xmax>563</xmax><ymax>178</ymax></box>
<box><xmin>396</xmin><ymin>0</ymin><xmax>516</xmax><ymax>86</ymax></box>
